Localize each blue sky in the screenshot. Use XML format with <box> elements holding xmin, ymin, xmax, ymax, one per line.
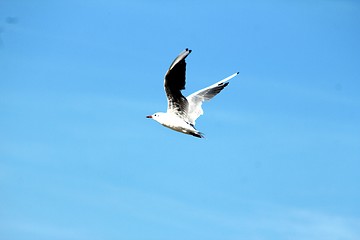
<box><xmin>1</xmin><ymin>0</ymin><xmax>360</xmax><ymax>239</ymax></box>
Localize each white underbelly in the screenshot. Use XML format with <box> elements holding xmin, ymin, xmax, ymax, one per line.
<box><xmin>161</xmin><ymin>117</ymin><xmax>194</xmax><ymax>134</ymax></box>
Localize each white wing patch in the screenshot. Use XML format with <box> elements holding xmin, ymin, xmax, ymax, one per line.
<box><xmin>186</xmin><ymin>72</ymin><xmax>239</xmax><ymax>125</ymax></box>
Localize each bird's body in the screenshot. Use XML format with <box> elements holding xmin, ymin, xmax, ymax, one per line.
<box><xmin>146</xmin><ymin>48</ymin><xmax>239</xmax><ymax>138</ymax></box>
<box><xmin>149</xmin><ymin>112</ymin><xmax>203</xmax><ymax>138</ymax></box>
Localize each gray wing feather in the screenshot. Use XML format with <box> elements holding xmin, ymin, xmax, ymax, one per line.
<box><xmin>186</xmin><ymin>72</ymin><xmax>239</xmax><ymax>125</ymax></box>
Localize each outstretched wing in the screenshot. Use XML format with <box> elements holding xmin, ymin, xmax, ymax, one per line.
<box><xmin>186</xmin><ymin>72</ymin><xmax>239</xmax><ymax>125</ymax></box>
<box><xmin>164</xmin><ymin>48</ymin><xmax>192</xmax><ymax>119</ymax></box>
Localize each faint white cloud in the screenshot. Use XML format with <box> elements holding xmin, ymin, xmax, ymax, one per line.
<box><xmin>258</xmin><ymin>207</ymin><xmax>360</xmax><ymax>240</ymax></box>
<box><xmin>59</xmin><ymin>180</ymin><xmax>360</xmax><ymax>240</ymax></box>
<box><xmin>0</xmin><ymin>219</ymin><xmax>91</xmax><ymax>240</ymax></box>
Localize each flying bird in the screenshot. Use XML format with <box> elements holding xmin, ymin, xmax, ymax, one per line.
<box><xmin>146</xmin><ymin>48</ymin><xmax>239</xmax><ymax>138</ymax></box>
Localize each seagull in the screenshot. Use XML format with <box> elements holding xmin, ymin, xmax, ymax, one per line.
<box><xmin>146</xmin><ymin>48</ymin><xmax>239</xmax><ymax>138</ymax></box>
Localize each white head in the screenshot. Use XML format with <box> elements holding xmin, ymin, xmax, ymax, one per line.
<box><xmin>146</xmin><ymin>112</ymin><xmax>166</xmax><ymax>124</ymax></box>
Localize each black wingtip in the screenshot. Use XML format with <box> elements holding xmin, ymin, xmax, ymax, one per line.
<box><xmin>236</xmin><ymin>71</ymin><xmax>239</xmax><ymax>74</ymax></box>
<box><xmin>185</xmin><ymin>48</ymin><xmax>192</xmax><ymax>53</ymax></box>
<box><xmin>190</xmin><ymin>131</ymin><xmax>205</xmax><ymax>138</ymax></box>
